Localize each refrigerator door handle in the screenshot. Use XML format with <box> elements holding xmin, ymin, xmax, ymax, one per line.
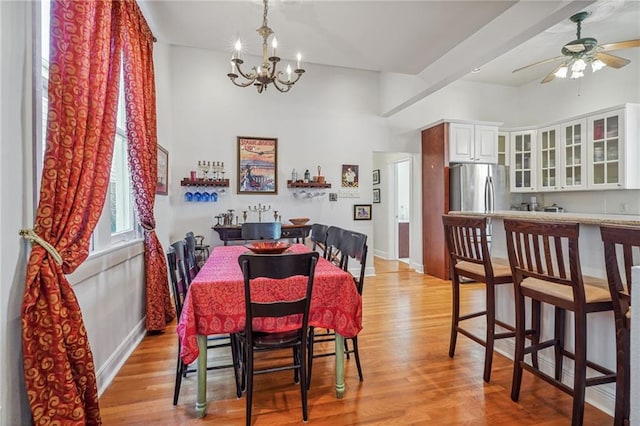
<box><xmin>484</xmin><ymin>176</ymin><xmax>494</xmax><ymax>213</ymax></box>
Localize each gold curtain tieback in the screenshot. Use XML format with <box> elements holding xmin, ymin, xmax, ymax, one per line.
<box><xmin>19</xmin><ymin>228</ymin><xmax>63</xmax><ymax>265</ymax></box>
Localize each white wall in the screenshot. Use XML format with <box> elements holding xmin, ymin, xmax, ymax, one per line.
<box><xmin>153</xmin><ymin>42</ymin><xmax>175</xmax><ymax>249</ymax></box>
<box><xmin>164</xmin><ymin>46</ymin><xmax>391</xmax><ymax>275</ymax></box>
<box><xmin>1</xmin><ymin>2</ymin><xmax>32</xmax><ymax>423</ymax></box>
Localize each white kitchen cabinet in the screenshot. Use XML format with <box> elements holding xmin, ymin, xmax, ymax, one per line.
<box><xmin>537</xmin><ymin>125</ymin><xmax>559</xmax><ymax>191</ymax></box>
<box><xmin>510</xmin><ymin>130</ymin><xmax>536</xmax><ymax>192</ymax></box>
<box><xmin>560</xmin><ymin>118</ymin><xmax>587</xmax><ymax>190</ymax></box>
<box><xmin>449</xmin><ymin>123</ymin><xmax>498</xmax><ymax>164</ymax></box>
<box><xmin>587</xmin><ymin>105</ymin><xmax>640</xmax><ymax>189</ymax></box>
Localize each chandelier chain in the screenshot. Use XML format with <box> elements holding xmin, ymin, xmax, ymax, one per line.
<box><xmin>263</xmin><ymin>0</ymin><xmax>268</xmax><ymax>28</ymax></box>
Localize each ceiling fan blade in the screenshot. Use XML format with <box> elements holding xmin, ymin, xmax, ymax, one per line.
<box><xmin>540</xmin><ymin>63</ymin><xmax>564</xmax><ymax>84</ymax></box>
<box><xmin>512</xmin><ymin>56</ymin><xmax>564</xmax><ymax>74</ymax></box>
<box><xmin>599</xmin><ymin>39</ymin><xmax>640</xmax><ymax>52</ymax></box>
<box><xmin>594</xmin><ymin>52</ymin><xmax>631</xmax><ymax>69</ymax></box>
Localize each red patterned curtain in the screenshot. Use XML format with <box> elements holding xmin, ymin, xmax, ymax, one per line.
<box><xmin>21</xmin><ymin>0</ymin><xmax>123</xmax><ymax>424</ymax></box>
<box><xmin>120</xmin><ymin>1</ymin><xmax>175</xmax><ymax>331</ymax></box>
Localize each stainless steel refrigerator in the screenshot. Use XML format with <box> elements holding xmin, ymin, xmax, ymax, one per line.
<box><xmin>449</xmin><ymin>163</ymin><xmax>510</xmax><ymax>213</ymax></box>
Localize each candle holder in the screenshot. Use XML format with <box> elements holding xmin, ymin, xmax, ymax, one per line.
<box><xmin>248</xmin><ymin>203</ymin><xmax>271</xmax><ymax>222</ymax></box>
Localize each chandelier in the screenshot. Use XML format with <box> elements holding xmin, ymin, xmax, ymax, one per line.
<box><xmin>227</xmin><ymin>0</ymin><xmax>305</xmax><ymax>93</ymax></box>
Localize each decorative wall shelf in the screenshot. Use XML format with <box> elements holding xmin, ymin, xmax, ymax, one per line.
<box><xmin>181</xmin><ymin>178</ymin><xmax>230</xmax><ymax>187</ymax></box>
<box><xmin>286</xmin><ymin>180</ymin><xmax>331</xmax><ymax>188</ymax></box>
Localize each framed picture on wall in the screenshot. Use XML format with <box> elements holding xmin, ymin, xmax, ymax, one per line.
<box><xmin>156</xmin><ymin>144</ymin><xmax>169</xmax><ymax>195</ymax></box>
<box><xmin>373</xmin><ymin>169</ymin><xmax>380</xmax><ymax>185</ymax></box>
<box><xmin>342</xmin><ymin>164</ymin><xmax>359</xmax><ymax>187</ymax></box>
<box><xmin>353</xmin><ymin>204</ymin><xmax>372</xmax><ymax>220</ymax></box>
<box><xmin>237</xmin><ymin>136</ymin><xmax>278</xmax><ymax>194</ymax></box>
<box><xmin>373</xmin><ymin>188</ymin><xmax>381</xmax><ymax>203</ymax></box>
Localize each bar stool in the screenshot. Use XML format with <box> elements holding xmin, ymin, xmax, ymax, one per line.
<box><xmin>442</xmin><ymin>214</ymin><xmax>516</xmax><ymax>382</ymax></box>
<box><xmin>600</xmin><ymin>224</ymin><xmax>640</xmax><ymax>426</ymax></box>
<box><xmin>504</xmin><ymin>219</ymin><xmax>616</xmax><ymax>425</ymax></box>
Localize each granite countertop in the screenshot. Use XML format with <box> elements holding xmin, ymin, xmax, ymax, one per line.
<box><xmin>448</xmin><ymin>210</ymin><xmax>640</xmax><ymax>226</ymax></box>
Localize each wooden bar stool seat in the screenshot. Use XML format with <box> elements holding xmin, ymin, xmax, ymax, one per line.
<box><xmin>442</xmin><ymin>214</ymin><xmax>516</xmax><ymax>383</ymax></box>
<box><xmin>504</xmin><ymin>219</ymin><xmax>616</xmax><ymax>426</ymax></box>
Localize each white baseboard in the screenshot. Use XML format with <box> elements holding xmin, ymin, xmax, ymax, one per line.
<box><xmin>493</xmin><ymin>339</ymin><xmax>614</xmax><ymax>417</ymax></box>
<box><xmin>373</xmin><ymin>249</ymin><xmax>389</xmax><ymax>259</ymax></box>
<box><xmin>96</xmin><ymin>316</ymin><xmax>147</xmax><ymax>396</ymax></box>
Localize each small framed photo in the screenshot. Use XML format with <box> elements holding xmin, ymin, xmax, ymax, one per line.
<box><xmin>156</xmin><ymin>144</ymin><xmax>169</xmax><ymax>195</ymax></box>
<box><xmin>373</xmin><ymin>188</ymin><xmax>381</xmax><ymax>203</ymax></box>
<box><xmin>329</xmin><ymin>193</ymin><xmax>338</xmax><ymax>202</ymax></box>
<box><xmin>353</xmin><ymin>204</ymin><xmax>372</xmax><ymax>221</ymax></box>
<box><xmin>373</xmin><ymin>169</ymin><xmax>380</xmax><ymax>185</ymax></box>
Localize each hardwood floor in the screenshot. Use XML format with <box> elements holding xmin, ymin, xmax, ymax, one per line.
<box><xmin>99</xmin><ymin>257</ymin><xmax>612</xmax><ymax>425</ymax></box>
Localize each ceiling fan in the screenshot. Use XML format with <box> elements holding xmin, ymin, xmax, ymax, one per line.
<box><xmin>513</xmin><ymin>11</ymin><xmax>640</xmax><ymax>83</ymax></box>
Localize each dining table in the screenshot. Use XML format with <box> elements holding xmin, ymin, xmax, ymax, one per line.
<box><xmin>177</xmin><ymin>243</ymin><xmax>363</xmax><ymax>418</ymax></box>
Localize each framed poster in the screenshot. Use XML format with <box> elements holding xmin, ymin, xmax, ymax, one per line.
<box><xmin>373</xmin><ymin>188</ymin><xmax>381</xmax><ymax>203</ymax></box>
<box><xmin>156</xmin><ymin>144</ymin><xmax>168</xmax><ymax>195</ymax></box>
<box><xmin>373</xmin><ymin>169</ymin><xmax>380</xmax><ymax>185</ymax></box>
<box><xmin>237</xmin><ymin>136</ymin><xmax>278</xmax><ymax>194</ymax></box>
<box><xmin>353</xmin><ymin>204</ymin><xmax>372</xmax><ymax>220</ymax></box>
<box><xmin>342</xmin><ymin>164</ymin><xmax>359</xmax><ymax>187</ymax></box>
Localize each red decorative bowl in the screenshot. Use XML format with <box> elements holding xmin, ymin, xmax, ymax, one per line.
<box><xmin>245</xmin><ymin>241</ymin><xmax>291</xmax><ymax>254</ymax></box>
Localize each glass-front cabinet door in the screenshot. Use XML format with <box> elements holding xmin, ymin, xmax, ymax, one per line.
<box><xmin>537</xmin><ymin>126</ymin><xmax>558</xmax><ymax>191</ymax></box>
<box><xmin>510</xmin><ymin>130</ymin><xmax>536</xmax><ymax>192</ymax></box>
<box><xmin>588</xmin><ymin>110</ymin><xmax>623</xmax><ymax>189</ymax></box>
<box><xmin>497</xmin><ymin>132</ymin><xmax>509</xmax><ymax>166</ymax></box>
<box><xmin>561</xmin><ymin>118</ymin><xmax>587</xmax><ymax>190</ymax></box>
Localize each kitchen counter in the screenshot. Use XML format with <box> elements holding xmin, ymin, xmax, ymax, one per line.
<box><xmin>448</xmin><ymin>210</ymin><xmax>640</xmax><ymax>226</ymax></box>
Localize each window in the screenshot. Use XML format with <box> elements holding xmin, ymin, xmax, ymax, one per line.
<box><xmin>38</xmin><ymin>0</ymin><xmax>139</xmax><ymax>252</ymax></box>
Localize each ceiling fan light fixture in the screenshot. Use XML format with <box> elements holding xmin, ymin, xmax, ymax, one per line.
<box><xmin>591</xmin><ymin>59</ymin><xmax>606</xmax><ymax>72</ymax></box>
<box><xmin>555</xmin><ymin>66</ymin><xmax>569</xmax><ymax>79</ymax></box>
<box><xmin>571</xmin><ymin>58</ymin><xmax>587</xmax><ymax>73</ymax></box>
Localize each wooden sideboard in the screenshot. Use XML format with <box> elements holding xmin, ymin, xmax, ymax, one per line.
<box><xmin>212</xmin><ymin>224</ymin><xmax>312</xmax><ymax>246</ymax></box>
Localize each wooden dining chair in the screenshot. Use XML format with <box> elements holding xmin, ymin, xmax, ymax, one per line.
<box><xmin>236</xmin><ymin>251</ymin><xmax>319</xmax><ymax>425</ymax></box>
<box><xmin>309</xmin><ymin>223</ymin><xmax>329</xmax><ymax>256</ymax></box>
<box><xmin>184</xmin><ymin>233</ymin><xmax>200</xmax><ymax>283</ymax></box>
<box><xmin>166</xmin><ymin>248</ymin><xmax>238</xmax><ymax>406</ymax></box>
<box><xmin>308</xmin><ymin>230</ymin><xmax>367</xmax><ymax>383</ymax></box>
<box><xmin>241</xmin><ymin>222</ymin><xmax>282</xmax><ymax>242</ymax></box>
<box><xmin>194</xmin><ymin>234</ymin><xmax>210</xmax><ymax>266</ymax></box>
<box><xmin>504</xmin><ymin>219</ymin><xmax>615</xmax><ymax>425</ymax></box>
<box><xmin>170</xmin><ymin>240</ymin><xmax>191</xmax><ymax>285</ymax></box>
<box><xmin>442</xmin><ymin>214</ymin><xmax>516</xmax><ymax>382</ymax></box>
<box><xmin>325</xmin><ymin>225</ymin><xmax>345</xmax><ymax>264</ymax></box>
<box><xmin>600</xmin><ymin>224</ymin><xmax>640</xmax><ymax>426</ymax></box>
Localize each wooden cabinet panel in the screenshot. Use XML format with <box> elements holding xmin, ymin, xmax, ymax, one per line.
<box><xmin>422</xmin><ymin>123</ymin><xmax>449</xmax><ymax>280</ymax></box>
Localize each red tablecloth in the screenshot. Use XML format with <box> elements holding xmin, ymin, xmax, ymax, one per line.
<box><xmin>177</xmin><ymin>244</ymin><xmax>363</xmax><ymax>364</ymax></box>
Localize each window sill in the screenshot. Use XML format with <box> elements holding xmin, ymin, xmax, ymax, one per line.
<box><xmin>67</xmin><ymin>239</ymin><xmax>145</xmax><ymax>286</ymax></box>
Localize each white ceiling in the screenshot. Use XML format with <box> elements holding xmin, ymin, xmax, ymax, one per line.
<box><xmin>139</xmin><ymin>0</ymin><xmax>640</xmax><ymax>88</ymax></box>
